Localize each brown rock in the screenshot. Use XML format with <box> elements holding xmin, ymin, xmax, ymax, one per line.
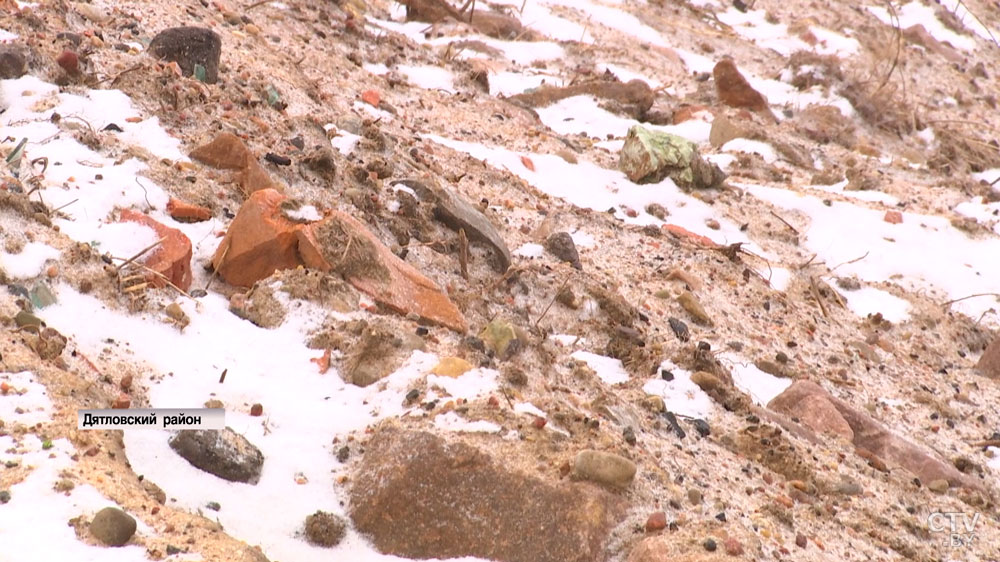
<box><xmin>214</xmin><ymin>189</ymin><xmax>466</xmax><ymax>331</ymax></box>
<box><xmin>119</xmin><ymin>209</ymin><xmax>193</xmax><ymax>291</ymax></box>
<box><xmin>298</xmin><ymin>213</ymin><xmax>467</xmax><ymax>332</ymax></box>
<box><xmin>211</xmin><ymin>189</ymin><xmax>302</xmax><ymax>287</ymax></box>
<box><xmin>713</xmin><ymin>59</ymin><xmax>770</xmax><ymax>114</ymax></box>
<box><xmin>190</xmin><ymin>133</ymin><xmax>279</xmax><ymax>195</ymax></box>
<box><xmin>645</xmin><ymin>511</ymin><xmax>667</xmax><ymax>532</ymax></box>
<box><xmin>350</xmin><ymin>429</ymin><xmax>625</xmax><ymax>562</ymax></box>
<box><xmin>768</xmin><ymin>384</ymin><xmax>853</xmax><ymax>441</ymax></box>
<box><xmin>723</xmin><ymin>537</ymin><xmax>743</xmax><ymax>556</ymax></box>
<box><xmin>884</xmin><ymin>210</ymin><xmax>903</xmax><ymax>224</ymax></box>
<box><xmin>768</xmin><ymin>381</ymin><xmax>984</xmax><ymax>490</ymax></box>
<box><xmin>167</xmin><ymin>197</ymin><xmax>212</xmax><ymax>222</ymax></box>
<box><xmin>976</xmin><ymin>336</ymin><xmax>1000</xmax><ymax>379</ymax></box>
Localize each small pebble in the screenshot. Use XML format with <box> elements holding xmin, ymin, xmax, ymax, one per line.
<box><xmin>795</xmin><ymin>533</ymin><xmax>808</xmax><ymax>549</ymax></box>
<box><xmin>724</xmin><ymin>537</ymin><xmax>743</xmax><ymax>555</ymax></box>
<box><xmin>250</xmin><ymin>403</ymin><xmax>263</xmax><ymax>416</ymax></box>
<box><xmin>703</xmin><ymin>538</ymin><xmax>717</xmax><ymax>552</ymax></box>
<box><xmin>687</xmin><ymin>488</ymin><xmax>703</xmax><ymax>504</ymax></box>
<box><xmin>645</xmin><ymin>511</ymin><xmax>667</xmax><ymax>532</ymax></box>
<box><xmin>56</xmin><ymin>50</ymin><xmax>79</xmax><ymax>73</ymax></box>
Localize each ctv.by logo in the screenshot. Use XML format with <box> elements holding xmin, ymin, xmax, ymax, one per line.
<box><xmin>928</xmin><ymin>512</ymin><xmax>979</xmax><ymax>548</ymax></box>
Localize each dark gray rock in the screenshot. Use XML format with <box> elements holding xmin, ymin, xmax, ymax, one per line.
<box><xmin>90</xmin><ymin>507</ymin><xmax>137</xmax><ymax>547</ymax></box>
<box><xmin>168</xmin><ymin>428</ymin><xmax>263</xmax><ymax>484</ymax></box>
<box><xmin>545</xmin><ymin>231</ymin><xmax>581</xmax><ymax>269</ymax></box>
<box><xmin>0</xmin><ymin>45</ymin><xmax>26</xmax><ymax>79</ymax></box>
<box><xmin>149</xmin><ymin>27</ymin><xmax>222</xmax><ymax>84</ymax></box>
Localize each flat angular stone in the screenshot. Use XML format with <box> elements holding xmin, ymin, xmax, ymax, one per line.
<box><xmin>211</xmin><ymin>189</ymin><xmax>302</xmax><ymax>287</ymax></box>
<box><xmin>119</xmin><ymin>209</ymin><xmax>193</xmax><ymax>291</ymax></box>
<box><xmin>298</xmin><ymin>213</ymin><xmax>467</xmax><ymax>332</ymax></box>
<box><xmin>350</xmin><ymin>429</ymin><xmax>625</xmax><ymax>562</ymax></box>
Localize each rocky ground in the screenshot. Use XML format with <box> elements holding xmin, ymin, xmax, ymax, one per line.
<box><xmin>2</xmin><ymin>0</ymin><xmax>1000</xmax><ymax>561</ymax></box>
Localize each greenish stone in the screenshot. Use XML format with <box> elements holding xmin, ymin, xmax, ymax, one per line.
<box><xmin>619</xmin><ymin>125</ymin><xmax>726</xmax><ymax>190</ymax></box>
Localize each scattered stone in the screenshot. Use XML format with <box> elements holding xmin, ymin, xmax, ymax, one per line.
<box><xmin>642</xmin><ymin>395</ymin><xmax>665</xmax><ymax>413</ymax></box>
<box><xmin>250</xmin><ymin>403</ymin><xmax>263</xmax><ymax>416</ymax></box>
<box><xmin>571</xmin><ymin>450</ymin><xmax>637</xmax><ymax>490</ymax></box>
<box><xmin>119</xmin><ymin>209</ymin><xmax>193</xmax><ymax>291</ymax></box>
<box><xmin>975</xmin><ymin>336</ymin><xmax>1000</xmax><ymax>379</ymax></box>
<box><xmin>927</xmin><ymin>479</ymin><xmax>949</xmax><ymax>494</ymax></box>
<box><xmin>545</xmin><ymin>232</ymin><xmax>582</xmax><ymax>269</ymax></box>
<box><xmin>723</xmin><ymin>537</ymin><xmax>743</xmax><ymax>556</ymax></box>
<box><xmin>619</xmin><ymin>125</ymin><xmax>726</xmax><ymax>189</ymax></box>
<box><xmin>690</xmin><ymin>370</ymin><xmax>724</xmax><ymax>393</ymax></box>
<box><xmin>395</xmin><ymin>179</ymin><xmax>512</xmax><ymax>273</ymax></box>
<box><xmin>149</xmin><ymin>27</ymin><xmax>222</xmax><ymax>83</ymax></box>
<box><xmin>90</xmin><ymin>507</ymin><xmax>137</xmax><ymax>547</ymax></box>
<box><xmin>0</xmin><ymin>45</ymin><xmax>27</xmax><ymax>79</ymax></box>
<box><xmin>478</xmin><ymin>318</ymin><xmax>523</xmax><ymax>360</ymax></box>
<box><xmin>645</xmin><ymin>511</ymin><xmax>667</xmax><ymax>532</ymax></box>
<box><xmin>168</xmin><ymin>428</ymin><xmax>264</xmax><ymax>484</ymax></box>
<box><xmin>768</xmin><ymin>381</ymin><xmax>984</xmax><ymax>490</ymax></box>
<box><xmin>297</xmin><ymin>208</ymin><xmax>468</xmax><ymax>332</ymax></box>
<box><xmin>167</xmin><ymin>197</ymin><xmax>212</xmax><ymax>222</ymax></box>
<box><xmin>713</xmin><ymin>59</ymin><xmax>771</xmax><ymax>116</ymax></box>
<box><xmin>668</xmin><ymin>317</ymin><xmax>690</xmax><ymax>342</ymax></box>
<box><xmin>677</xmin><ymin>291</ymin><xmax>713</xmax><ymax>326</ymax></box>
<box><xmin>795</xmin><ymin>533</ymin><xmax>808</xmax><ymax>549</ymax></box>
<box><xmin>430</xmin><ymin>357</ymin><xmax>474</xmax><ymax>377</ymax></box>
<box><xmin>703</xmin><ymin>538</ymin><xmax>717</xmax><ymax>552</ymax></box>
<box><xmin>687</xmin><ymin>487</ymin><xmax>703</xmax><ymax>505</ymax></box>
<box><xmin>26</xmin><ymin>327</ymin><xmax>68</xmax><ymax>360</ymax></box>
<box><xmin>0</xmin><ymin>490</ymin><xmax>10</xmax><ymax>503</ymax></box>
<box><xmin>350</xmin><ymin>429</ymin><xmax>625</xmax><ymax>562</ymax></box>
<box><xmin>884</xmin><ymin>210</ymin><xmax>903</xmax><ymax>224</ymax></box>
<box><xmin>191</xmin><ymin>133</ymin><xmax>279</xmax><ymax>195</ymax></box>
<box><xmin>56</xmin><ymin>50</ymin><xmax>79</xmax><ymax>74</ymax></box>
<box><xmin>304</xmin><ymin>511</ymin><xmax>347</xmax><ymax>547</ymax></box>
<box><xmin>708</xmin><ymin>114</ymin><xmax>748</xmax><ymax>148</ymax></box>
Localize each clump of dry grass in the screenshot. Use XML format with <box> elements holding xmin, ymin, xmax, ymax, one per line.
<box><xmin>787</xmin><ymin>51</ymin><xmax>844</xmax><ymax>91</ymax></box>
<box><xmin>926</xmin><ymin>123</ymin><xmax>1000</xmax><ymax>174</ymax></box>
<box><xmin>839</xmin><ymin>80</ymin><xmax>915</xmax><ymax>135</ymax></box>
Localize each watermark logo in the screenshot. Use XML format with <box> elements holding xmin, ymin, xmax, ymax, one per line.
<box><xmin>928</xmin><ymin>511</ymin><xmax>979</xmax><ymax>548</ymax></box>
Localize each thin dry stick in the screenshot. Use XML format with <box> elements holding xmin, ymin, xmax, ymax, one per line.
<box><xmin>49</xmin><ymin>198</ymin><xmax>78</xmax><ymax>215</ymax></box>
<box><xmin>941</xmin><ymin>293</ymin><xmax>1000</xmax><ymax>307</ymax></box>
<box><xmin>130</xmin><ymin>261</ymin><xmax>200</xmax><ymax>303</ymax></box>
<box><xmin>204</xmin><ymin>243</ymin><xmax>230</xmax><ymax>292</ymax></box>
<box><xmin>809</xmin><ymin>276</ymin><xmax>829</xmax><ymax>318</ymax></box>
<box><xmin>769</xmin><ymin>210</ymin><xmax>799</xmax><ymax>234</ymax></box>
<box><xmin>830</xmin><ymin>251</ymin><xmax>870</xmax><ymax>272</ymax></box>
<box><xmin>458</xmin><ymin>228</ymin><xmax>469</xmax><ymax>280</ymax></box>
<box><xmin>534</xmin><ymin>274</ymin><xmax>572</xmax><ymax>326</ymax></box>
<box><xmin>116</xmin><ymin>237</ymin><xmax>165</xmax><ymax>272</ymax></box>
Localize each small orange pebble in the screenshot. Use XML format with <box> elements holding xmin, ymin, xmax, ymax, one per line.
<box><xmin>662</xmin><ymin>223</ymin><xmax>718</xmax><ymax>247</ymax></box>
<box><xmin>884</xmin><ymin>210</ymin><xmax>903</xmax><ymax>224</ymax></box>
<box><xmin>361</xmin><ymin>89</ymin><xmax>381</xmax><ymax>107</ymax></box>
<box><xmin>125</xmin><ymin>116</ymin><xmax>142</xmax><ymax>123</ymax></box>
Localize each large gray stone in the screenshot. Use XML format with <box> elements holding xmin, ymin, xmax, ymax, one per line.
<box><xmin>169</xmin><ymin>428</ymin><xmax>263</xmax><ymax>484</ymax></box>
